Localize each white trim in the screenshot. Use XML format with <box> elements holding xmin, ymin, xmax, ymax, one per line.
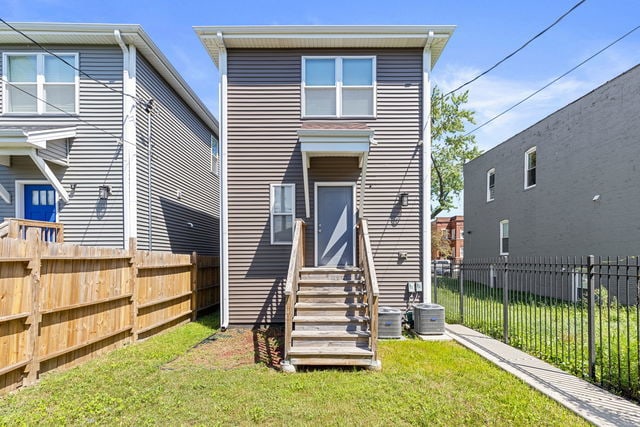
<box><xmin>2</xmin><ymin>52</ymin><xmax>79</xmax><ymax>115</ymax></box>
<box><xmin>116</xmin><ymin>31</ymin><xmax>138</xmax><ymax>249</ymax></box>
<box><xmin>0</xmin><ymin>182</ymin><xmax>10</xmax><ymax>203</ymax></box>
<box><xmin>301</xmin><ymin>56</ymin><xmax>376</xmax><ymax>119</ymax></box>
<box><xmin>301</xmin><ymin>153</ymin><xmax>310</xmax><ymax>218</ymax></box>
<box><xmin>499</xmin><ymin>219</ymin><xmax>509</xmax><ymax>256</ymax></box>
<box><xmin>217</xmin><ymin>33</ymin><xmax>229</xmax><ymax>330</ymax></box>
<box><xmin>422</xmin><ymin>37</ymin><xmax>433</xmax><ymax>303</ymax></box>
<box><xmin>486</xmin><ymin>168</ymin><xmax>495</xmax><ymax>202</ymax></box>
<box><xmin>524</xmin><ymin>146</ymin><xmax>536</xmax><ymax>190</ymax></box>
<box><xmin>269</xmin><ymin>183</ymin><xmax>296</xmax><ymax>245</ymax></box>
<box><xmin>15</xmin><ymin>179</ymin><xmax>59</xmax><ymax>221</ymax></box>
<box><xmin>314</xmin><ymin>182</ymin><xmax>357</xmax><ymax>267</ymax></box>
<box><xmin>27</xmin><ymin>150</ymin><xmax>69</xmax><ymax>202</ymax></box>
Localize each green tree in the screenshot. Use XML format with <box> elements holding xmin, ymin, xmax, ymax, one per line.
<box><xmin>431</xmin><ymin>229</ymin><xmax>452</xmax><ymax>259</ymax></box>
<box><xmin>431</xmin><ymin>86</ymin><xmax>481</xmax><ymax>219</ymax></box>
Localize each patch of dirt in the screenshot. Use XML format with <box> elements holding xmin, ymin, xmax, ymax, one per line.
<box><xmin>164</xmin><ymin>327</ymin><xmax>284</xmax><ymax>371</ymax></box>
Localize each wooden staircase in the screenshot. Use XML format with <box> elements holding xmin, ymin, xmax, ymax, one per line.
<box><xmin>283</xmin><ymin>219</ymin><xmax>380</xmax><ymax>371</ymax></box>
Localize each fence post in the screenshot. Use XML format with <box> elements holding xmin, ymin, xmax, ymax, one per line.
<box><xmin>129</xmin><ymin>238</ymin><xmax>139</xmax><ymax>342</ymax></box>
<box><xmin>24</xmin><ymin>228</ymin><xmax>42</xmax><ymax>386</ymax></box>
<box><xmin>587</xmin><ymin>255</ymin><xmax>596</xmax><ymax>381</ymax></box>
<box><xmin>503</xmin><ymin>256</ymin><xmax>509</xmax><ymax>344</ymax></box>
<box><xmin>433</xmin><ymin>262</ymin><xmax>438</xmax><ymax>304</ymax></box>
<box><xmin>191</xmin><ymin>252</ymin><xmax>198</xmax><ymax>321</ymax></box>
<box><xmin>459</xmin><ymin>263</ymin><xmax>464</xmax><ymax>323</ymax></box>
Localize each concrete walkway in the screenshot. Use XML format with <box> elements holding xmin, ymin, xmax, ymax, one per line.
<box><xmin>445</xmin><ymin>324</ymin><xmax>640</xmax><ymax>427</ymax></box>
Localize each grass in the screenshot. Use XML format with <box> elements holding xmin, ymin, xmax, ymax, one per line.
<box><xmin>435</xmin><ymin>277</ymin><xmax>640</xmax><ymax>401</ymax></box>
<box><xmin>0</xmin><ymin>313</ymin><xmax>587</xmax><ymax>426</ymax></box>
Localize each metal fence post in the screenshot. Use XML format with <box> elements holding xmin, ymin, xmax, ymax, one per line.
<box><xmin>587</xmin><ymin>255</ymin><xmax>596</xmax><ymax>381</ymax></box>
<box><xmin>459</xmin><ymin>263</ymin><xmax>464</xmax><ymax>323</ymax></box>
<box><xmin>503</xmin><ymin>256</ymin><xmax>509</xmax><ymax>344</ymax></box>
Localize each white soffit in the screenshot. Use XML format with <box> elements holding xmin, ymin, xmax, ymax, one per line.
<box><xmin>0</xmin><ymin>22</ymin><xmax>218</xmax><ymax>134</ymax></box>
<box><xmin>0</xmin><ymin>126</ymin><xmax>77</xmax><ymax>149</ymax></box>
<box><xmin>195</xmin><ymin>25</ymin><xmax>455</xmax><ymax>68</ymax></box>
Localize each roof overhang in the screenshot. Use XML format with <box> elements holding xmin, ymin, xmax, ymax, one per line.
<box><xmin>0</xmin><ymin>22</ymin><xmax>218</xmax><ymax>134</ymax></box>
<box><xmin>194</xmin><ymin>25</ymin><xmax>456</xmax><ymax>69</ymax></box>
<box><xmin>0</xmin><ymin>126</ymin><xmax>77</xmax><ymax>149</ymax></box>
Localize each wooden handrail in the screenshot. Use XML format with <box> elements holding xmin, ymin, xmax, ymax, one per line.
<box><xmin>357</xmin><ymin>218</ymin><xmax>379</xmax><ymax>361</ymax></box>
<box><xmin>5</xmin><ymin>218</ymin><xmax>64</xmax><ymax>243</ymax></box>
<box><xmin>284</xmin><ymin>219</ymin><xmax>305</xmax><ymax>362</ymax></box>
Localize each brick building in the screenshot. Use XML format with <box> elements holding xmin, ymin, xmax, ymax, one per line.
<box><xmin>431</xmin><ymin>215</ymin><xmax>464</xmax><ymax>261</ymax></box>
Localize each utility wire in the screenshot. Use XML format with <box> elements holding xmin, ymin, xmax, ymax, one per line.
<box><xmin>1</xmin><ymin>76</ymin><xmax>136</xmax><ymax>146</ymax></box>
<box><xmin>465</xmin><ymin>24</ymin><xmax>640</xmax><ymax>136</ymax></box>
<box><xmin>0</xmin><ymin>18</ymin><xmax>142</xmax><ymax>104</ymax></box>
<box><xmin>444</xmin><ymin>0</ymin><xmax>587</xmax><ymax>97</ymax></box>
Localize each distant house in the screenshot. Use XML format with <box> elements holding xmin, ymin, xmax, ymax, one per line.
<box><xmin>196</xmin><ymin>25</ymin><xmax>454</xmax><ymax>369</ymax></box>
<box><xmin>463</xmin><ymin>64</ymin><xmax>640</xmax><ymax>259</ymax></box>
<box><xmin>432</xmin><ymin>215</ymin><xmax>464</xmax><ymax>261</ymax></box>
<box><xmin>0</xmin><ymin>23</ymin><xmax>219</xmax><ymax>255</ymax></box>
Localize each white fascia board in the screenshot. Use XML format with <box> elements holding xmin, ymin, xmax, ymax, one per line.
<box><xmin>27</xmin><ymin>150</ymin><xmax>69</xmax><ymax>202</ymax></box>
<box><xmin>27</xmin><ymin>127</ymin><xmax>77</xmax><ymax>148</ymax></box>
<box><xmin>0</xmin><ymin>182</ymin><xmax>10</xmax><ymax>203</ymax></box>
<box><xmin>301</xmin><ymin>142</ymin><xmax>370</xmax><ymax>154</ymax></box>
<box><xmin>194</xmin><ymin>25</ymin><xmax>456</xmax><ymax>37</ymax></box>
<box><xmin>297</xmin><ymin>128</ymin><xmax>373</xmax><ymax>138</ymax></box>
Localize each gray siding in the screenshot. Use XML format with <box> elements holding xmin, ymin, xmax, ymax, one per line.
<box><xmin>226</xmin><ymin>49</ymin><xmax>423</xmax><ymax>324</ymax></box>
<box><xmin>0</xmin><ymin>46</ymin><xmax>125</xmax><ymax>247</ymax></box>
<box><xmin>135</xmin><ymin>54</ymin><xmax>219</xmax><ymax>256</ymax></box>
<box><xmin>464</xmin><ymin>64</ymin><xmax>640</xmax><ymax>259</ymax></box>
<box><xmin>38</xmin><ymin>139</ymin><xmax>68</xmax><ymax>165</ymax></box>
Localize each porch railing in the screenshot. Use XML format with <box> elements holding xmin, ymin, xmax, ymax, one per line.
<box><xmin>357</xmin><ymin>218</ymin><xmax>379</xmax><ymax>360</ymax></box>
<box><xmin>2</xmin><ymin>218</ymin><xmax>64</xmax><ymax>243</ymax></box>
<box><xmin>284</xmin><ymin>219</ymin><xmax>306</xmax><ymax>359</ymax></box>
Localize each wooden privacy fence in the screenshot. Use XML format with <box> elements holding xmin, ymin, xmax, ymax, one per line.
<box><xmin>0</xmin><ymin>230</ymin><xmax>219</xmax><ymax>395</ymax></box>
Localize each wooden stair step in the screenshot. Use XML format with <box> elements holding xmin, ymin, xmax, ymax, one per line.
<box><xmin>293</xmin><ymin>315</ymin><xmax>369</xmax><ymax>323</ymax></box>
<box><xmin>300</xmin><ymin>267</ymin><xmax>362</xmax><ymax>274</ymax></box>
<box><xmin>291</xmin><ymin>330</ymin><xmax>370</xmax><ymax>338</ymax></box>
<box><xmin>288</xmin><ymin>346</ymin><xmax>373</xmax><ymax>357</ymax></box>
<box><xmin>298</xmin><ymin>279</ymin><xmax>364</xmax><ymax>285</ymax></box>
<box><xmin>297</xmin><ymin>290</ymin><xmax>365</xmax><ymax>296</ymax></box>
<box><xmin>295</xmin><ymin>302</ymin><xmax>367</xmax><ymax>309</ymax></box>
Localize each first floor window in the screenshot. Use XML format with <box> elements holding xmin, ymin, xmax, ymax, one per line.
<box><xmin>500</xmin><ymin>220</ymin><xmax>509</xmax><ymax>255</ymax></box>
<box><xmin>3</xmin><ymin>52</ymin><xmax>78</xmax><ymax>114</ymax></box>
<box><xmin>270</xmin><ymin>184</ymin><xmax>295</xmax><ymax>244</ymax></box>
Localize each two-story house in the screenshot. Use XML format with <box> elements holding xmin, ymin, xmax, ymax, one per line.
<box><xmin>464</xmin><ymin>63</ymin><xmax>640</xmax><ymax>259</ymax></box>
<box><xmin>196</xmin><ymin>25</ymin><xmax>454</xmax><ymax>369</ymax></box>
<box><xmin>0</xmin><ymin>22</ymin><xmax>219</xmax><ymax>255</ymax></box>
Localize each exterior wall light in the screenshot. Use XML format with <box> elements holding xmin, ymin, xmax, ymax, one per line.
<box><xmin>98</xmin><ymin>185</ymin><xmax>112</xmax><ymax>200</ymax></box>
<box><xmin>399</xmin><ymin>192</ymin><xmax>409</xmax><ymax>207</ymax></box>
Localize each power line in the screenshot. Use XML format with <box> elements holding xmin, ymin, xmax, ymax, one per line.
<box><xmin>444</xmin><ymin>0</ymin><xmax>587</xmax><ymax>97</ymax></box>
<box><xmin>465</xmin><ymin>24</ymin><xmax>640</xmax><ymax>136</ymax></box>
<box><xmin>0</xmin><ymin>18</ymin><xmax>142</xmax><ymax>104</ymax></box>
<box><xmin>0</xmin><ymin>76</ymin><xmax>136</xmax><ymax>145</ymax></box>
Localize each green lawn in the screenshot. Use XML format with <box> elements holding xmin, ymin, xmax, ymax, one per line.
<box><xmin>0</xmin><ymin>313</ymin><xmax>587</xmax><ymax>426</ymax></box>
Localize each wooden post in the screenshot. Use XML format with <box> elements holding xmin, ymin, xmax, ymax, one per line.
<box><xmin>23</xmin><ymin>228</ymin><xmax>42</xmax><ymax>386</ymax></box>
<box><xmin>191</xmin><ymin>252</ymin><xmax>198</xmax><ymax>321</ymax></box>
<box><xmin>8</xmin><ymin>219</ymin><xmax>19</xmax><ymax>239</ymax></box>
<box><xmin>129</xmin><ymin>238</ymin><xmax>139</xmax><ymax>342</ymax></box>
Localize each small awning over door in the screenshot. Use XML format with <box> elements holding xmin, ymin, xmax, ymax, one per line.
<box><xmin>0</xmin><ymin>126</ymin><xmax>76</xmax><ymax>203</ymax></box>
<box><xmin>298</xmin><ymin>122</ymin><xmax>374</xmax><ymax>218</ymax></box>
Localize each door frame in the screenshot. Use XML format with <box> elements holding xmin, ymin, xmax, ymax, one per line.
<box><xmin>314</xmin><ymin>181</ymin><xmax>357</xmax><ymax>267</ymax></box>
<box><xmin>15</xmin><ymin>180</ymin><xmax>59</xmax><ymax>222</ymax></box>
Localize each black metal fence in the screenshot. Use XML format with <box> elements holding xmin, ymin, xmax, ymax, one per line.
<box><xmin>433</xmin><ymin>256</ymin><xmax>640</xmax><ymax>401</ymax></box>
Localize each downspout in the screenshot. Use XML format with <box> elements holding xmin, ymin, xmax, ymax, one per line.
<box><xmin>217</xmin><ymin>32</ymin><xmax>230</xmax><ymax>330</ymax></box>
<box><xmin>115</xmin><ymin>30</ymin><xmax>138</xmax><ymax>250</ymax></box>
<box><xmin>422</xmin><ymin>32</ymin><xmax>434</xmax><ymax>303</ymax></box>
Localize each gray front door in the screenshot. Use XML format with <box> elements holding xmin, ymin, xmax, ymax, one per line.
<box><xmin>316</xmin><ymin>185</ymin><xmax>354</xmax><ymax>266</ymax></box>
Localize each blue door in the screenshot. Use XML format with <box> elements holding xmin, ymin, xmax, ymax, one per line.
<box><xmin>316</xmin><ymin>185</ymin><xmax>354</xmax><ymax>267</ymax></box>
<box><xmin>24</xmin><ymin>185</ymin><xmax>56</xmax><ymax>222</ymax></box>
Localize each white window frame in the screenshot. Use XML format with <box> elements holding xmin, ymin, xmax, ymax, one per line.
<box><xmin>270</xmin><ymin>183</ymin><xmax>295</xmax><ymax>245</ymax></box>
<box><xmin>15</xmin><ymin>179</ymin><xmax>59</xmax><ymax>222</ymax></box>
<box><xmin>524</xmin><ymin>147</ymin><xmax>536</xmax><ymax>189</ymax></box>
<box><xmin>210</xmin><ymin>134</ymin><xmax>219</xmax><ymax>176</ymax></box>
<box><xmin>2</xmin><ymin>52</ymin><xmax>79</xmax><ymax>115</ymax></box>
<box><xmin>486</xmin><ymin>168</ymin><xmax>495</xmax><ymax>202</ymax></box>
<box><xmin>301</xmin><ymin>56</ymin><xmax>376</xmax><ymax>119</ymax></box>
<box><xmin>499</xmin><ymin>219</ymin><xmax>509</xmax><ymax>256</ymax></box>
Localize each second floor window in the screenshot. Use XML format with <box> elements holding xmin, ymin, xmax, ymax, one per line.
<box><xmin>3</xmin><ymin>53</ymin><xmax>78</xmax><ymax>114</ymax></box>
<box><xmin>525</xmin><ymin>147</ymin><xmax>536</xmax><ymax>189</ymax></box>
<box><xmin>487</xmin><ymin>168</ymin><xmax>495</xmax><ymax>201</ymax></box>
<box><xmin>302</xmin><ymin>56</ymin><xmax>375</xmax><ymax>118</ymax></box>
<box><xmin>211</xmin><ymin>135</ymin><xmax>219</xmax><ymax>176</ymax></box>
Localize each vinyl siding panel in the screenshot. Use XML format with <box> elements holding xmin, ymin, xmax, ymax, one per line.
<box><xmin>37</xmin><ymin>139</ymin><xmax>68</xmax><ymax>165</ymax></box>
<box><xmin>226</xmin><ymin>49</ymin><xmax>423</xmax><ymax>324</ymax></box>
<box><xmin>135</xmin><ymin>54</ymin><xmax>219</xmax><ymax>256</ymax></box>
<box><xmin>0</xmin><ymin>46</ymin><xmax>125</xmax><ymax>247</ymax></box>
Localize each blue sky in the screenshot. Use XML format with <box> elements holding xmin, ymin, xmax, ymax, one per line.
<box><xmin>3</xmin><ymin>0</ymin><xmax>640</xmax><ymax>214</ymax></box>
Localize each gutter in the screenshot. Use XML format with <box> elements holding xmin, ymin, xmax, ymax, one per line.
<box><xmin>217</xmin><ymin>32</ymin><xmax>230</xmax><ymax>330</ymax></box>
<box><xmin>422</xmin><ymin>31</ymin><xmax>434</xmax><ymax>303</ymax></box>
